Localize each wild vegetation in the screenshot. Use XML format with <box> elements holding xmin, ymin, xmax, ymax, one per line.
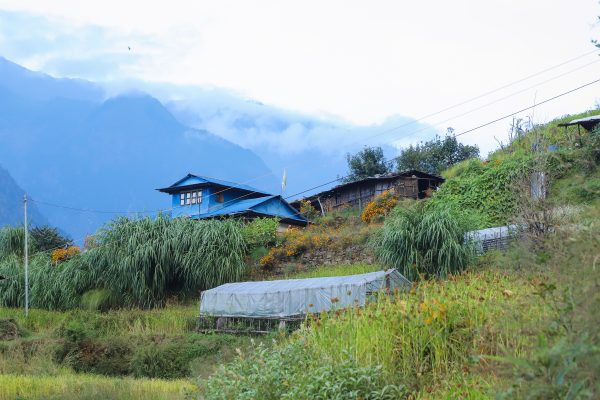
<box><xmin>395</xmin><ymin>131</ymin><xmax>480</xmax><ymax>174</ymax></box>
<box><xmin>1</xmin><ymin>110</ymin><xmax>599</xmax><ymax>399</ymax></box>
<box><xmin>0</xmin><ymin>217</ymin><xmax>248</xmax><ymax>309</ymax></box>
<box><xmin>344</xmin><ymin>146</ymin><xmax>391</xmax><ymax>182</ymax></box>
<box><xmin>201</xmin><ymin>110</ymin><xmax>600</xmax><ymax>398</ymax></box>
<box><xmin>373</xmin><ymin>203</ymin><xmax>477</xmax><ymax>280</ymax></box>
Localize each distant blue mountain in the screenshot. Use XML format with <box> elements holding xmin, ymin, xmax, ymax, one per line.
<box><xmin>0</xmin><ymin>57</ymin><xmax>275</xmax><ymax>240</ymax></box>
<box><xmin>0</xmin><ymin>164</ymin><xmax>47</xmax><ymax>228</ymax></box>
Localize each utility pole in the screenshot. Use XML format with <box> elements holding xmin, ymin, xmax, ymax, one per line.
<box><xmin>23</xmin><ymin>194</ymin><xmax>29</xmax><ymax>317</ymax></box>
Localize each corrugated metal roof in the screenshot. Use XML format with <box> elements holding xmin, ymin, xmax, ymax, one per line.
<box><xmin>558</xmin><ymin>115</ymin><xmax>600</xmax><ymax>127</ymax></box>
<box><xmin>157</xmin><ymin>173</ymin><xmax>270</xmax><ymax>195</ymax></box>
<box><xmin>293</xmin><ymin>169</ymin><xmax>444</xmax><ymax>202</ymax></box>
<box><xmin>193</xmin><ymin>195</ymin><xmax>307</xmax><ymax>223</ymax></box>
<box><xmin>198</xmin><ymin>196</ymin><xmax>276</xmax><ymax>218</ymax></box>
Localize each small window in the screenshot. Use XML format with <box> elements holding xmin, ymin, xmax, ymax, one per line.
<box><xmin>180</xmin><ymin>190</ymin><xmax>203</xmax><ymax>206</ymax></box>
<box><xmin>216</xmin><ymin>193</ymin><xmax>224</xmax><ymax>203</ymax></box>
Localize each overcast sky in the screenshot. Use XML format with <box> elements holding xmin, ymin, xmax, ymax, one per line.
<box><xmin>0</xmin><ymin>0</ymin><xmax>599</xmax><ymax>155</ymax></box>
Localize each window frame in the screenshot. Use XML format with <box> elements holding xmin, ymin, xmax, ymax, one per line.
<box><xmin>179</xmin><ymin>189</ymin><xmax>203</xmax><ymax>206</ymax></box>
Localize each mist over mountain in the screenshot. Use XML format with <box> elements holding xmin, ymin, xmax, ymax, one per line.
<box><xmin>0</xmin><ymin>56</ymin><xmax>438</xmax><ymax>239</ymax></box>
<box><xmin>167</xmin><ymin>91</ymin><xmax>434</xmax><ymax>197</ymax></box>
<box><xmin>0</xmin><ymin>57</ymin><xmax>275</xmax><ymax>239</ymax></box>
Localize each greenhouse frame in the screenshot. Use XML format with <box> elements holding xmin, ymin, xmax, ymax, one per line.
<box><xmin>198</xmin><ymin>269</ymin><xmax>411</xmax><ymax>333</ymax></box>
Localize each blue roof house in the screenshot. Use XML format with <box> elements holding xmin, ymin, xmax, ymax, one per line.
<box><xmin>157</xmin><ymin>174</ymin><xmax>307</xmax><ymax>226</ymax></box>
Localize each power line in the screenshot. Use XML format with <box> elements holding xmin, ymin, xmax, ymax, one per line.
<box><xmin>29</xmin><ymin>199</ymin><xmax>171</xmax><ymax>215</ymax></box>
<box><xmin>455</xmin><ymin>77</ymin><xmax>600</xmax><ymax>138</ymax></box>
<box><xmin>379</xmin><ymin>58</ymin><xmax>600</xmax><ymax>146</ymax></box>
<box><xmin>25</xmin><ymin>50</ymin><xmax>599</xmax><ymax>217</ymax></box>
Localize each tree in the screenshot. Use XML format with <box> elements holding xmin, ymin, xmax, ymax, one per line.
<box><xmin>29</xmin><ymin>226</ymin><xmax>72</xmax><ymax>252</ymax></box>
<box><xmin>396</xmin><ymin>131</ymin><xmax>479</xmax><ymax>175</ymax></box>
<box><xmin>344</xmin><ymin>146</ymin><xmax>390</xmax><ymax>182</ymax></box>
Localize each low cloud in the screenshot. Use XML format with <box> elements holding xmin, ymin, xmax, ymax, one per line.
<box><xmin>0</xmin><ymin>10</ymin><xmax>157</xmax><ymax>81</ymax></box>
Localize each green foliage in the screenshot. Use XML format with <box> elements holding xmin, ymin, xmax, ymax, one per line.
<box><xmin>396</xmin><ymin>133</ymin><xmax>480</xmax><ymax>175</ymax></box>
<box><xmin>0</xmin><ymin>226</ymin><xmax>35</xmax><ymax>260</ymax></box>
<box><xmin>285</xmin><ymin>263</ymin><xmax>382</xmax><ymax>279</ymax></box>
<box><xmin>130</xmin><ymin>343</ymin><xmax>191</xmax><ymax>379</ymax></box>
<box><xmin>240</xmin><ymin>218</ymin><xmax>279</xmax><ymax>249</ymax></box>
<box><xmin>373</xmin><ymin>203</ymin><xmax>476</xmax><ymax>280</ymax></box>
<box><xmin>497</xmin><ymin>335</ymin><xmax>598</xmax><ymax>400</ymax></box>
<box><xmin>54</xmin><ymin>323</ymin><xmax>133</xmax><ymax>376</ymax></box>
<box><xmin>0</xmin><ymin>216</ymin><xmax>247</xmax><ymax>309</ymax></box>
<box><xmin>298</xmin><ymin>200</ymin><xmax>320</xmax><ymax>221</ymax></box>
<box><xmin>344</xmin><ymin>146</ymin><xmax>390</xmax><ymax>182</ymax></box>
<box><xmin>432</xmin><ymin>154</ymin><xmax>533</xmax><ymax>226</ymax></box>
<box><xmin>130</xmin><ymin>336</ymin><xmax>228</xmax><ymax>379</ymax></box>
<box><xmin>0</xmin><ymin>374</ymin><xmax>195</xmax><ymax>400</ymax></box>
<box><xmin>0</xmin><ymin>318</ymin><xmax>26</xmax><ymax>340</ymax></box>
<box><xmin>203</xmin><ymin>341</ymin><xmax>404</xmax><ymax>400</ymax></box>
<box><xmin>29</xmin><ymin>226</ymin><xmax>72</xmax><ymax>253</ymax></box>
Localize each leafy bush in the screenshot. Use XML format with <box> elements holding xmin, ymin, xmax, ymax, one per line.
<box><xmin>130</xmin><ymin>343</ymin><xmax>191</xmax><ymax>379</ymax></box>
<box><xmin>396</xmin><ymin>133</ymin><xmax>479</xmax><ymax>175</ymax></box>
<box><xmin>203</xmin><ymin>341</ymin><xmax>404</xmax><ymax>400</ymax></box>
<box><xmin>51</xmin><ymin>246</ymin><xmax>80</xmax><ymax>264</ymax></box>
<box><xmin>361</xmin><ymin>190</ymin><xmax>398</xmax><ymax>223</ymax></box>
<box><xmin>29</xmin><ymin>226</ymin><xmax>72</xmax><ymax>252</ymax></box>
<box><xmin>240</xmin><ymin>218</ymin><xmax>279</xmax><ymax>249</ymax></box>
<box><xmin>344</xmin><ymin>146</ymin><xmax>391</xmax><ymax>182</ymax></box>
<box><xmin>373</xmin><ymin>203</ymin><xmax>476</xmax><ymax>280</ymax></box>
<box><xmin>298</xmin><ymin>200</ymin><xmax>320</xmax><ymax>221</ymax></box>
<box><xmin>54</xmin><ymin>322</ymin><xmax>133</xmax><ymax>376</ymax></box>
<box><xmin>431</xmin><ymin>154</ymin><xmax>532</xmax><ymax>225</ymax></box>
<box><xmin>0</xmin><ymin>318</ymin><xmax>26</xmax><ymax>340</ymax></box>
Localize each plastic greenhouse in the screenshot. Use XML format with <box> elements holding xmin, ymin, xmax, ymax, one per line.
<box><xmin>198</xmin><ymin>269</ymin><xmax>411</xmax><ymax>333</ymax></box>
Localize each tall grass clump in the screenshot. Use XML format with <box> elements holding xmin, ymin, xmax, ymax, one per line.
<box><xmin>0</xmin><ymin>216</ymin><xmax>247</xmax><ymax>309</ymax></box>
<box><xmin>0</xmin><ymin>226</ymin><xmax>35</xmax><ymax>260</ymax></box>
<box><xmin>373</xmin><ymin>204</ymin><xmax>477</xmax><ymax>280</ymax></box>
<box><xmin>85</xmin><ymin>216</ymin><xmax>247</xmax><ymax>308</ymax></box>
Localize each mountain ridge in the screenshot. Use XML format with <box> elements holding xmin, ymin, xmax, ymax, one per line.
<box><xmin>0</xmin><ymin>57</ymin><xmax>276</xmax><ymax>239</ymax></box>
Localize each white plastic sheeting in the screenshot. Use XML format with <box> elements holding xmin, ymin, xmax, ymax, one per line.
<box><xmin>200</xmin><ymin>269</ymin><xmax>411</xmax><ymax>318</ymax></box>
<box><xmin>465</xmin><ymin>225</ymin><xmax>520</xmax><ymax>254</ymax></box>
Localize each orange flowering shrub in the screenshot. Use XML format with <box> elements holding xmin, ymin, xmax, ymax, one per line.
<box><xmin>258</xmin><ymin>212</ymin><xmax>379</xmax><ymax>269</ymax></box>
<box><xmin>51</xmin><ymin>246</ymin><xmax>81</xmax><ymax>264</ymax></box>
<box><xmin>361</xmin><ymin>190</ymin><xmax>398</xmax><ymax>223</ymax></box>
<box><xmin>299</xmin><ymin>200</ymin><xmax>320</xmax><ymax>221</ymax></box>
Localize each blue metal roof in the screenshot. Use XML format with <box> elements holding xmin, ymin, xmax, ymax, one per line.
<box><xmin>158</xmin><ymin>173</ymin><xmax>269</xmax><ymax>195</ymax></box>
<box><xmin>193</xmin><ymin>195</ymin><xmax>307</xmax><ymax>224</ymax></box>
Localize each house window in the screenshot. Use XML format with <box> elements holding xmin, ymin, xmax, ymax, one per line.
<box><xmin>179</xmin><ymin>190</ymin><xmax>203</xmax><ymax>206</ymax></box>
<box><xmin>216</xmin><ymin>193</ymin><xmax>224</xmax><ymax>203</ymax></box>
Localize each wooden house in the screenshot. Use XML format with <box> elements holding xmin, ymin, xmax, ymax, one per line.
<box><xmin>291</xmin><ymin>170</ymin><xmax>444</xmax><ymax>215</ymax></box>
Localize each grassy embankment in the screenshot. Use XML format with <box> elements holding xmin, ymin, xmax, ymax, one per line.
<box><xmin>0</xmin><ymin>305</ymin><xmax>266</xmax><ymax>399</ymax></box>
